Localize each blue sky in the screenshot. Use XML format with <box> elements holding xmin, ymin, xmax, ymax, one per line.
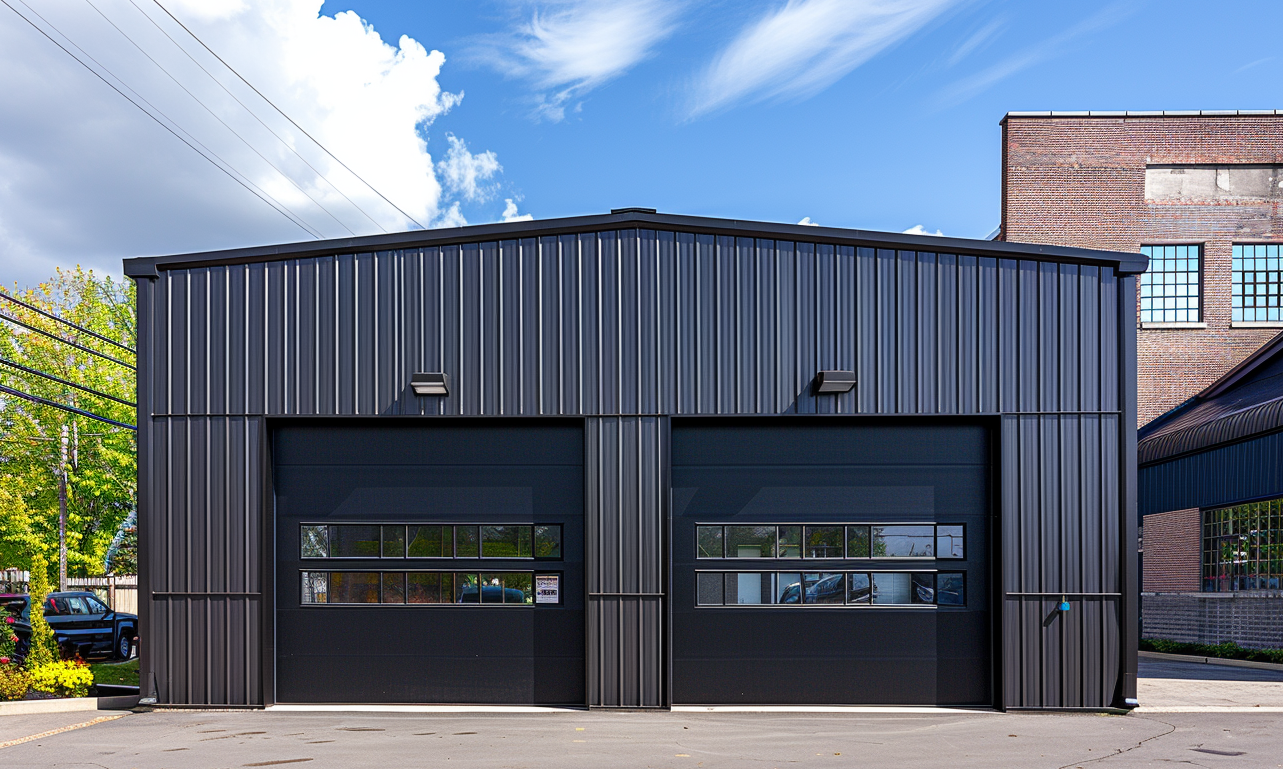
<box><xmin>339</xmin><ymin>0</ymin><xmax>1283</xmax><ymax>238</ymax></box>
<box><xmin>1</xmin><ymin>0</ymin><xmax>1280</xmax><ymax>286</ymax></box>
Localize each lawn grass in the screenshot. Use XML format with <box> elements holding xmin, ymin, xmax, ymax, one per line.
<box><xmin>89</xmin><ymin>657</ymin><xmax>139</xmax><ymax>687</ymax></box>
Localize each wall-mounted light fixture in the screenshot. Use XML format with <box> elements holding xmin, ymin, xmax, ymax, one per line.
<box><xmin>814</xmin><ymin>370</ymin><xmax>856</xmax><ymax>394</ymax></box>
<box><xmin>410</xmin><ymin>372</ymin><xmax>450</xmax><ymax>396</ymax></box>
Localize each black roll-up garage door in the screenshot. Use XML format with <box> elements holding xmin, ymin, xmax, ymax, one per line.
<box><xmin>273</xmin><ymin>421</ymin><xmax>583</xmax><ymax>705</ymax></box>
<box><xmin>671</xmin><ymin>420</ymin><xmax>991</xmax><ymax>706</ymax></box>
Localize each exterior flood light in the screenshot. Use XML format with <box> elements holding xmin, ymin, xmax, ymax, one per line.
<box><xmin>410</xmin><ymin>372</ymin><xmax>449</xmax><ymax>396</ymax></box>
<box><xmin>814</xmin><ymin>370</ymin><xmax>856</xmax><ymax>394</ymax></box>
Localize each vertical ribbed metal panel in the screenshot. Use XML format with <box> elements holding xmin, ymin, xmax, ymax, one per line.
<box><xmin>585</xmin><ymin>416</ymin><xmax>665</xmax><ymax>707</ymax></box>
<box><xmin>137</xmin><ymin>226</ymin><xmax>1131</xmax><ymax>708</ymax></box>
<box><xmin>1140</xmin><ymin>430</ymin><xmax>1283</xmax><ymax>515</ymax></box>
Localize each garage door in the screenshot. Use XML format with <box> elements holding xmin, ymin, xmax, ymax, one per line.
<box><xmin>671</xmin><ymin>420</ymin><xmax>990</xmax><ymax>706</ymax></box>
<box><xmin>273</xmin><ymin>421</ymin><xmax>583</xmax><ymax>705</ymax></box>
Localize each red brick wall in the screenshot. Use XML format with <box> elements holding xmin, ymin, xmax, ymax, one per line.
<box><xmin>1142</xmin><ymin>508</ymin><xmax>1202</xmax><ymax>592</ymax></box>
<box><xmin>1000</xmin><ymin>116</ymin><xmax>1283</xmax><ymax>425</ymax></box>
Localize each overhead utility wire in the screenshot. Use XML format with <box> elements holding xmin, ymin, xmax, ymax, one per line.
<box><xmin>84</xmin><ymin>0</ymin><xmax>356</xmax><ymax>237</ymax></box>
<box><xmin>122</xmin><ymin>0</ymin><xmax>389</xmax><ymax>233</ymax></box>
<box><xmin>0</xmin><ymin>384</ymin><xmax>136</xmax><ymax>431</ymax></box>
<box><xmin>0</xmin><ymin>0</ymin><xmax>321</xmax><ymax>239</ymax></box>
<box><xmin>151</xmin><ymin>0</ymin><xmax>428</xmax><ymax>230</ymax></box>
<box><xmin>0</xmin><ymin>291</ymin><xmax>135</xmax><ymax>354</ymax></box>
<box><xmin>1</xmin><ymin>358</ymin><xmax>136</xmax><ymax>408</ymax></box>
<box><xmin>0</xmin><ymin>311</ymin><xmax>136</xmax><ymax>370</ymax></box>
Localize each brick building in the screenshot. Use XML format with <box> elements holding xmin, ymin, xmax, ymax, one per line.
<box><xmin>1000</xmin><ymin>111</ymin><xmax>1283</xmax><ymax>649</ymax></box>
<box><xmin>1000</xmin><ymin>110</ymin><xmax>1283</xmax><ymax>426</ymax></box>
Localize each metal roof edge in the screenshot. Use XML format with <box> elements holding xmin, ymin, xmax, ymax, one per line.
<box><xmin>1138</xmin><ymin>396</ymin><xmax>1283</xmax><ymax>466</ymax></box>
<box><xmin>1198</xmin><ymin>330</ymin><xmax>1283</xmax><ymax>400</ymax></box>
<box><xmin>121</xmin><ymin>210</ymin><xmax>1146</xmax><ymax>276</ymax></box>
<box><xmin>1003</xmin><ymin>109</ymin><xmax>1283</xmax><ymax>121</ymax></box>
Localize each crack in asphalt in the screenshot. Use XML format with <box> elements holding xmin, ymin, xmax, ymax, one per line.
<box><xmin>1056</xmin><ymin>717</ymin><xmax>1178</xmax><ymax>769</ymax></box>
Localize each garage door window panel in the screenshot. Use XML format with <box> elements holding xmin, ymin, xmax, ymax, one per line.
<box><xmin>726</xmin><ymin>526</ymin><xmax>777</xmax><ymax>558</ymax></box>
<box><xmin>329</xmin><ymin>572</ymin><xmax>380</xmax><ymax>603</ymax></box>
<box><xmin>696</xmin><ymin>526</ymin><xmax>724</xmax><ymax>558</ymax></box>
<box><xmin>455</xmin><ymin>527</ymin><xmax>480</xmax><ymax>558</ymax></box>
<box><xmin>301</xmin><ymin>571</ymin><xmax>328</xmax><ymax>604</ymax></box>
<box><xmin>936</xmin><ymin>525</ymin><xmax>965</xmax><ymax>559</ymax></box>
<box><xmin>533</xmin><ymin>525</ymin><xmax>562</xmax><ymax>558</ymax></box>
<box><xmin>776</xmin><ymin>572</ymin><xmax>803</xmax><ymax>603</ymax></box>
<box><xmin>408</xmin><ymin>525</ymin><xmax>448</xmax><ymax>558</ymax></box>
<box><xmin>697</xmin><ymin>572</ymin><xmax>725</xmax><ymax>605</ymax></box>
<box><xmin>329</xmin><ymin>526</ymin><xmax>381</xmax><ymax>558</ymax></box>
<box><xmin>846</xmin><ymin>526</ymin><xmax>870</xmax><ymax>558</ymax></box>
<box><xmin>804</xmin><ymin>573</ymin><xmax>845</xmax><ymax>603</ymax></box>
<box><xmin>778</xmin><ymin>526</ymin><xmax>802</xmax><ymax>558</ymax></box>
<box><xmin>407</xmin><ymin>572</ymin><xmax>443</xmax><ymax>603</ymax></box>
<box><xmin>847</xmin><ymin>573</ymin><xmax>871</xmax><ymax>603</ymax></box>
<box><xmin>804</xmin><ymin>527</ymin><xmax>844</xmax><ymax>558</ymax></box>
<box><xmin>872</xmin><ymin>526</ymin><xmax>935</xmax><ymax>557</ymax></box>
<box><xmin>936</xmin><ymin>573</ymin><xmax>966</xmax><ymax>606</ymax></box>
<box><xmin>382</xmin><ymin>526</ymin><xmax>406</xmax><ymax>558</ymax></box>
<box><xmin>301</xmin><ymin>526</ymin><xmax>328</xmax><ymax>558</ymax></box>
<box><xmin>381</xmin><ymin>572</ymin><xmax>406</xmax><ymax>603</ymax></box>
<box><xmin>456</xmin><ymin>572</ymin><xmax>480</xmax><ymax>602</ymax></box>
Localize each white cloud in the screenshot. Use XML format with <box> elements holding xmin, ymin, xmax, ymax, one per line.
<box><xmin>936</xmin><ymin>1</ymin><xmax>1137</xmax><ymax>107</ymax></box>
<box><xmin>797</xmin><ymin>216</ymin><xmax>819</xmax><ymax>226</ymax></box>
<box><xmin>473</xmin><ymin>0</ymin><xmax>681</xmax><ymax>121</ymax></box>
<box><xmin>0</xmin><ymin>0</ymin><xmax>505</xmax><ymax>287</ymax></box>
<box><xmin>502</xmin><ymin>199</ymin><xmax>534</xmax><ymax>222</ymax></box>
<box><xmin>437</xmin><ymin>134</ymin><xmax>501</xmax><ymax>201</ymax></box>
<box><xmin>903</xmin><ymin>224</ymin><xmax>942</xmax><ymax>236</ymax></box>
<box><xmin>689</xmin><ymin>0</ymin><xmax>958</xmax><ymax>118</ymax></box>
<box><xmin>946</xmin><ymin>16</ymin><xmax>1006</xmax><ymax>67</ymax></box>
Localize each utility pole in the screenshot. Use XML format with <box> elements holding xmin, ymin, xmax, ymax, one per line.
<box><xmin>59</xmin><ymin>423</ymin><xmax>68</xmax><ymax>592</ymax></box>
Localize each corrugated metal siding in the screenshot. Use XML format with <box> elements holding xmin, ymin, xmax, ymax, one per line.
<box><xmin>1140</xmin><ymin>429</ymin><xmax>1283</xmax><ymax>515</ymax></box>
<box><xmin>136</xmin><ymin>228</ymin><xmax>1130</xmax><ymax>708</ymax></box>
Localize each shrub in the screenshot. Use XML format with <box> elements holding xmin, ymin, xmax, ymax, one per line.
<box><xmin>1141</xmin><ymin>638</ymin><xmax>1283</xmax><ymax>665</ymax></box>
<box><xmin>0</xmin><ymin>666</ymin><xmax>30</xmax><ymax>701</ymax></box>
<box><xmin>0</xmin><ymin>614</ymin><xmax>18</xmax><ymax>664</ymax></box>
<box><xmin>29</xmin><ymin>660</ymin><xmax>94</xmax><ymax>698</ymax></box>
<box><xmin>25</xmin><ymin>554</ymin><xmax>57</xmax><ymax>668</ymax></box>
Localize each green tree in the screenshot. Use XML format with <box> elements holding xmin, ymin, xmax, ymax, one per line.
<box><xmin>0</xmin><ymin>267</ymin><xmax>136</xmax><ymax>577</ymax></box>
<box><xmin>26</xmin><ymin>554</ymin><xmax>56</xmax><ymax>667</ymax></box>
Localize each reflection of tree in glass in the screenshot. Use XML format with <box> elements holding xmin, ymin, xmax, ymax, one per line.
<box><xmin>300</xmin><ymin>526</ymin><xmax>327</xmax><ymax>558</ymax></box>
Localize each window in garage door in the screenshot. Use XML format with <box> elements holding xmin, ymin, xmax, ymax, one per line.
<box><xmin>671</xmin><ymin>420</ymin><xmax>990</xmax><ymax>707</ymax></box>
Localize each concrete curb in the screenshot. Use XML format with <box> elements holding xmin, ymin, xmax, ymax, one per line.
<box><xmin>1140</xmin><ymin>650</ymin><xmax>1283</xmax><ymax>672</ymax></box>
<box><xmin>0</xmin><ymin>697</ymin><xmax>100</xmax><ymax>716</ymax></box>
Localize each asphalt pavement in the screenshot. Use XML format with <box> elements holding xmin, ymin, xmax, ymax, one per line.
<box><xmin>0</xmin><ymin>657</ymin><xmax>1280</xmax><ymax>768</ymax></box>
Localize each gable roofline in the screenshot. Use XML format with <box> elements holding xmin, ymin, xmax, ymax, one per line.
<box><xmin>1199</xmin><ymin>330</ymin><xmax>1283</xmax><ymax>400</ymax></box>
<box><xmin>122</xmin><ymin>209</ymin><xmax>1147</xmax><ymax>278</ymax></box>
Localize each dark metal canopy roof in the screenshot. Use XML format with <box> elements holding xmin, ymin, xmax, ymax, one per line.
<box><xmin>1139</xmin><ymin>330</ymin><xmax>1283</xmax><ymax>465</ymax></box>
<box><xmin>122</xmin><ymin>209</ymin><xmax>1147</xmax><ymax>278</ymax></box>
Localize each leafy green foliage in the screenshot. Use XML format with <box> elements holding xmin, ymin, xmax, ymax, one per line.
<box><xmin>0</xmin><ymin>666</ymin><xmax>30</xmax><ymax>701</ymax></box>
<box><xmin>0</xmin><ymin>267</ymin><xmax>136</xmax><ymax>576</ymax></box>
<box><xmin>1141</xmin><ymin>638</ymin><xmax>1283</xmax><ymax>664</ymax></box>
<box><xmin>29</xmin><ymin>659</ymin><xmax>93</xmax><ymax>697</ymax></box>
<box><xmin>0</xmin><ymin>612</ymin><xmax>17</xmax><ymax>665</ymax></box>
<box><xmin>25</xmin><ymin>554</ymin><xmax>56</xmax><ymax>668</ymax></box>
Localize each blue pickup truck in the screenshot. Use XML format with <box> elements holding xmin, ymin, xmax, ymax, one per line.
<box><xmin>1</xmin><ymin>591</ymin><xmax>137</xmax><ymax>662</ymax></box>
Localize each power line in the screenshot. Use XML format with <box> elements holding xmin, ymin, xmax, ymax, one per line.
<box><xmin>0</xmin><ymin>0</ymin><xmax>322</xmax><ymax>239</ymax></box>
<box><xmin>1</xmin><ymin>311</ymin><xmax>136</xmax><ymax>370</ymax></box>
<box><xmin>0</xmin><ymin>290</ymin><xmax>135</xmax><ymax>354</ymax></box>
<box><xmin>0</xmin><ymin>384</ymin><xmax>136</xmax><ymax>431</ymax></box>
<box><xmin>122</xmin><ymin>0</ymin><xmax>390</xmax><ymax>233</ymax></box>
<box><xmin>83</xmin><ymin>0</ymin><xmax>357</xmax><ymax>237</ymax></box>
<box><xmin>0</xmin><ymin>357</ymin><xmax>136</xmax><ymax>408</ymax></box>
<box><xmin>151</xmin><ymin>0</ymin><xmax>428</xmax><ymax>230</ymax></box>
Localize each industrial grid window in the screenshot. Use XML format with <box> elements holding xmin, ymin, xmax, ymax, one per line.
<box><xmin>1232</xmin><ymin>244</ymin><xmax>1283</xmax><ymax>323</ymax></box>
<box><xmin>1203</xmin><ymin>498</ymin><xmax>1283</xmax><ymax>592</ymax></box>
<box><xmin>696</xmin><ymin>523</ymin><xmax>964</xmax><ymax>560</ymax></box>
<box><xmin>695</xmin><ymin>571</ymin><xmax>966</xmax><ymax>607</ymax></box>
<box><xmin>1140</xmin><ymin>245</ymin><xmax>1201</xmax><ymax>323</ymax></box>
<box><xmin>300</xmin><ymin>523</ymin><xmax>562</xmax><ymax>560</ymax></box>
<box><xmin>300</xmin><ymin>570</ymin><xmax>563</xmax><ymax>605</ymax></box>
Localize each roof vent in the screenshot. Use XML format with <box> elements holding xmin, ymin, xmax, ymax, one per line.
<box><xmin>611</xmin><ymin>207</ymin><xmax>657</xmax><ymax>214</ymax></box>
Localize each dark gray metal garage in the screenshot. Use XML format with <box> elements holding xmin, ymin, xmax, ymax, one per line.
<box><xmin>124</xmin><ymin>209</ymin><xmax>1145</xmax><ymax>710</ymax></box>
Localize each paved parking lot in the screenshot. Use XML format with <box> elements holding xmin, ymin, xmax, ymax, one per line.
<box><xmin>2</xmin><ymin>657</ymin><xmax>1281</xmax><ymax>768</ymax></box>
<box><xmin>3</xmin><ymin>708</ymin><xmax>1282</xmax><ymax>769</ymax></box>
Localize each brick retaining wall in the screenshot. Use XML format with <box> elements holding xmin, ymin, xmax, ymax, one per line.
<box><xmin>1142</xmin><ymin>592</ymin><xmax>1283</xmax><ymax>649</ymax></box>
